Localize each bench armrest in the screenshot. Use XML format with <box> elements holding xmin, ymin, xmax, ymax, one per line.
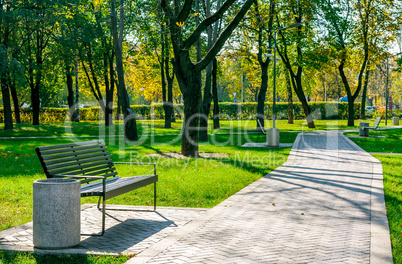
<box><xmin>114</xmin><ymin>162</ymin><xmax>157</xmax><ymax>175</ymax></box>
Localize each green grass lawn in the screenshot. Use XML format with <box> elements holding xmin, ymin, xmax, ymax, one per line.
<box><xmin>345</xmin><ymin>128</ymin><xmax>402</xmax><ymax>153</ymax></box>
<box><xmin>348</xmin><ymin>129</ymin><xmax>402</xmax><ymax>263</ymax></box>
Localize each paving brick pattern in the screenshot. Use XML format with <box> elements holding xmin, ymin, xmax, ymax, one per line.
<box><xmin>0</xmin><ymin>206</ymin><xmax>206</xmax><ymax>255</ymax></box>
<box><xmin>129</xmin><ymin>131</ymin><xmax>391</xmax><ymax>263</ymax></box>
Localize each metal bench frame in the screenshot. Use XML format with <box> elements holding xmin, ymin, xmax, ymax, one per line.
<box><xmin>363</xmin><ymin>116</ymin><xmax>382</xmax><ymax>136</ymax></box>
<box><xmin>35</xmin><ymin>140</ymin><xmax>157</xmax><ymax>236</ymax></box>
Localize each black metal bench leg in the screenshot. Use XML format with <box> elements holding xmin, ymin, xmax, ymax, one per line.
<box><xmin>154</xmin><ymin>182</ymin><xmax>157</xmax><ymax>211</ymax></box>
<box><xmin>97</xmin><ymin>196</ymin><xmax>102</xmax><ymax>209</ymax></box>
<box><xmin>101</xmin><ymin>195</ymin><xmax>106</xmax><ymax>235</ymax></box>
<box><xmin>81</xmin><ymin>196</ymin><xmax>105</xmax><ymax>236</ymax></box>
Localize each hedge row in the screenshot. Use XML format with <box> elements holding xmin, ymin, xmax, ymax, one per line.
<box><xmin>0</xmin><ymin>102</ymin><xmax>381</xmax><ymax>124</ymax></box>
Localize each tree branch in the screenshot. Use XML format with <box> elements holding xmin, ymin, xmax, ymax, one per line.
<box><xmin>183</xmin><ymin>0</ymin><xmax>237</xmax><ymax>50</ymax></box>
<box><xmin>176</xmin><ymin>0</ymin><xmax>193</xmax><ymax>22</ymax></box>
<box><xmin>195</xmin><ymin>0</ymin><xmax>255</xmax><ymax>71</ymax></box>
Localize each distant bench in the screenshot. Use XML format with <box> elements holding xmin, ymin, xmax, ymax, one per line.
<box><xmin>35</xmin><ymin>140</ymin><xmax>158</xmax><ymax>236</ymax></box>
<box><xmin>361</xmin><ymin>117</ymin><xmax>382</xmax><ymax>137</ymax></box>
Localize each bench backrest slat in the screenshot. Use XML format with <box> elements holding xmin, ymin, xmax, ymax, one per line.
<box><xmin>37</xmin><ymin>140</ymin><xmax>103</xmax><ymax>151</ymax></box>
<box><xmin>50</xmin><ymin>160</ymin><xmax>114</xmax><ymax>175</ymax></box>
<box><xmin>42</xmin><ymin>149</ymin><xmax>108</xmax><ymax>163</ymax></box>
<box><xmin>36</xmin><ymin>140</ymin><xmax>117</xmax><ymax>183</ymax></box>
<box><xmin>39</xmin><ymin>143</ymin><xmax>106</xmax><ymax>156</ymax></box>
<box><xmin>45</xmin><ymin>152</ymin><xmax>112</xmax><ymax>166</ymax></box>
<box><xmin>46</xmin><ymin>155</ymin><xmax>112</xmax><ymax>170</ymax></box>
<box><xmin>373</xmin><ymin>117</ymin><xmax>382</xmax><ymax>129</ymax></box>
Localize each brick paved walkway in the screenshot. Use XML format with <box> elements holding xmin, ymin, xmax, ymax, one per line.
<box><xmin>0</xmin><ymin>205</ymin><xmax>207</xmax><ymax>255</ymax></box>
<box><xmin>128</xmin><ymin>131</ymin><xmax>392</xmax><ymax>263</ymax></box>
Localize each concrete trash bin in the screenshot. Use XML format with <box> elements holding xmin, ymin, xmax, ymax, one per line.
<box><xmin>359</xmin><ymin>122</ymin><xmax>369</xmax><ymax>136</ymax></box>
<box><xmin>33</xmin><ymin>178</ymin><xmax>81</xmax><ymax>249</ymax></box>
<box><xmin>393</xmin><ymin>117</ymin><xmax>399</xmax><ymax>126</ymax></box>
<box><xmin>267</xmin><ymin>128</ymin><xmax>280</xmax><ymax>147</ymax></box>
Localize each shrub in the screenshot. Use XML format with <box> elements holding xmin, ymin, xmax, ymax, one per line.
<box><xmin>0</xmin><ymin>101</ymin><xmax>363</xmax><ymax>123</ymax></box>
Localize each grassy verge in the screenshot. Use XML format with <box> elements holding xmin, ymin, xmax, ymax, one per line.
<box><xmin>0</xmin><ymin>250</ymin><xmax>131</xmax><ymax>264</ymax></box>
<box><xmin>348</xmin><ymin>129</ymin><xmax>402</xmax><ymax>262</ymax></box>
<box><xmin>345</xmin><ymin>128</ymin><xmax>402</xmax><ymax>153</ymax></box>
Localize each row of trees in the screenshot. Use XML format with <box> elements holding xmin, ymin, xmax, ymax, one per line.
<box><xmin>1</xmin><ymin>0</ymin><xmax>401</xmax><ymax>156</ymax></box>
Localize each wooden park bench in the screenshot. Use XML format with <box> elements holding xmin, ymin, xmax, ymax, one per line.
<box><xmin>362</xmin><ymin>116</ymin><xmax>382</xmax><ymax>137</ymax></box>
<box><xmin>35</xmin><ymin>140</ymin><xmax>158</xmax><ymax>236</ymax></box>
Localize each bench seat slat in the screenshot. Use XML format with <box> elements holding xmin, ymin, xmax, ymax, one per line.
<box><xmin>42</xmin><ymin>148</ymin><xmax>109</xmax><ymax>161</ymax></box>
<box><xmin>80</xmin><ymin>175</ymin><xmax>158</xmax><ymax>199</ymax></box>
<box><xmin>75</xmin><ymin>172</ymin><xmax>118</xmax><ymax>184</ymax></box>
<box><xmin>46</xmin><ymin>155</ymin><xmax>112</xmax><ymax>170</ymax></box>
<box><xmin>37</xmin><ymin>140</ymin><xmax>104</xmax><ymax>151</ymax></box>
<box><xmin>81</xmin><ymin>176</ymin><xmax>120</xmax><ymax>191</ymax></box>
<box><xmin>49</xmin><ymin>166</ymin><xmax>115</xmax><ymax>179</ymax></box>
<box><xmin>40</xmin><ymin>144</ymin><xmax>107</xmax><ymax>156</ymax></box>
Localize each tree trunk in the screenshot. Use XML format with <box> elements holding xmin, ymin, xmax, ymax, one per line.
<box><xmin>104</xmin><ymin>50</ymin><xmax>114</xmax><ymax>126</ymax></box>
<box><xmin>255</xmin><ymin>0</ymin><xmax>274</xmax><ymax>131</ymax></box>
<box><xmin>31</xmin><ymin>82</ymin><xmax>40</xmax><ymax>126</ymax></box>
<box><xmin>71</xmin><ymin>60</ymin><xmax>80</xmax><ymax>122</ymax></box>
<box><xmin>173</xmin><ymin>58</ymin><xmax>202</xmax><ymax>157</ymax></box>
<box><xmin>66</xmin><ymin>63</ymin><xmax>75</xmax><ymax>122</ymax></box>
<box><xmin>105</xmin><ymin>52</ymin><xmax>115</xmax><ymax>126</ymax></box>
<box><xmin>212</xmin><ymin>58</ymin><xmax>220</xmax><ymax>129</ymax></box>
<box><xmin>199</xmin><ymin>0</ymin><xmax>221</xmax><ymax>142</ymax></box>
<box><xmin>111</xmin><ymin>0</ymin><xmax>137</xmax><ymax>141</ymax></box>
<box><xmin>285</xmin><ymin>70</ymin><xmax>294</xmax><ymax>124</ymax></box>
<box><xmin>1</xmin><ymin>79</ymin><xmax>13</xmax><ymax>130</ymax></box>
<box><xmin>360</xmin><ymin>69</ymin><xmax>370</xmax><ymax>119</ymax></box>
<box><xmin>10</xmin><ymin>74</ymin><xmax>21</xmax><ymax>124</ymax></box>
<box><xmin>256</xmin><ymin>64</ymin><xmax>268</xmax><ymax>131</ymax></box>
<box><xmin>161</xmin><ymin>0</ymin><xmax>254</xmax><ymax>156</ymax></box>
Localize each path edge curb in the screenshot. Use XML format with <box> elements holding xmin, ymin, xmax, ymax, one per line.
<box><xmin>341</xmin><ymin>133</ymin><xmax>393</xmax><ymax>264</ymax></box>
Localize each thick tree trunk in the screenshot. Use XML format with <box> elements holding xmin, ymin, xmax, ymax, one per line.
<box><xmin>181</xmin><ymin>76</ymin><xmax>202</xmax><ymax>156</ymax></box>
<box><xmin>1</xmin><ymin>79</ymin><xmax>13</xmax><ymax>130</ymax></box>
<box><xmin>212</xmin><ymin>58</ymin><xmax>220</xmax><ymax>129</ymax></box>
<box><xmin>347</xmin><ymin>98</ymin><xmax>355</xmax><ymax>126</ymax></box>
<box><xmin>174</xmin><ymin>59</ymin><xmax>202</xmax><ymax>156</ymax></box>
<box><xmin>285</xmin><ymin>70</ymin><xmax>294</xmax><ymax>124</ymax></box>
<box><xmin>339</xmin><ymin>58</ymin><xmax>357</xmax><ymax>127</ymax></box>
